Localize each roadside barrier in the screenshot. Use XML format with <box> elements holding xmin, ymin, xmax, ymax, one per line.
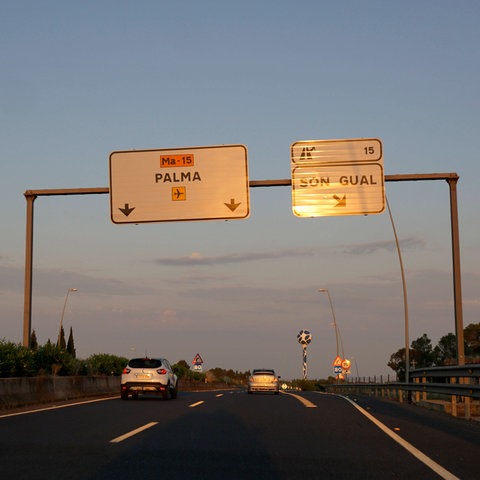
<box><xmin>325</xmin><ymin>365</ymin><xmax>480</xmax><ymax>420</ymax></box>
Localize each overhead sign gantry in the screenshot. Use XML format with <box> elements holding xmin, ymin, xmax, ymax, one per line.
<box><xmin>23</xmin><ymin>137</ymin><xmax>463</xmax><ymax>372</ymax></box>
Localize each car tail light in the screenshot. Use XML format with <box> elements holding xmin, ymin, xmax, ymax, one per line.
<box><xmin>122</xmin><ymin>367</ymin><xmax>131</xmax><ymax>374</ymax></box>
<box><xmin>156</xmin><ymin>368</ymin><xmax>167</xmax><ymax>374</ymax></box>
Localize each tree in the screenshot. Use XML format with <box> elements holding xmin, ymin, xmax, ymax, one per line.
<box><xmin>387</xmin><ymin>347</ymin><xmax>408</xmax><ymax>381</ymax></box>
<box><xmin>206</xmin><ymin>367</ymin><xmax>250</xmax><ymax>384</ymax></box>
<box><xmin>67</xmin><ymin>327</ymin><xmax>76</xmax><ymax>358</ymax></box>
<box><xmin>388</xmin><ymin>334</ymin><xmax>435</xmax><ymax>380</ymax></box>
<box><xmin>0</xmin><ymin>339</ymin><xmax>36</xmax><ymax>377</ymax></box>
<box><xmin>34</xmin><ymin>340</ymin><xmax>74</xmax><ymax>375</ymax></box>
<box><xmin>172</xmin><ymin>359</ymin><xmax>190</xmax><ymax>379</ymax></box>
<box><xmin>410</xmin><ymin>334</ymin><xmax>434</xmax><ymax>368</ymax></box>
<box><xmin>30</xmin><ymin>330</ymin><xmax>38</xmax><ymax>350</ymax></box>
<box><xmin>57</xmin><ymin>326</ymin><xmax>66</xmax><ymax>350</ymax></box>
<box><xmin>464</xmin><ymin>322</ymin><xmax>480</xmax><ymax>357</ymax></box>
<box><xmin>433</xmin><ymin>333</ymin><xmax>457</xmax><ymax>365</ymax></box>
<box><xmin>86</xmin><ymin>354</ymin><xmax>129</xmax><ymax>376</ymax></box>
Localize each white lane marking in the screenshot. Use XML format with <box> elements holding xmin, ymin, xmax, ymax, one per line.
<box><xmin>342</xmin><ymin>396</ymin><xmax>460</xmax><ymax>480</ymax></box>
<box><xmin>0</xmin><ymin>396</ymin><xmax>118</xmax><ymax>419</ymax></box>
<box><xmin>189</xmin><ymin>400</ymin><xmax>205</xmax><ymax>408</ymax></box>
<box><xmin>216</xmin><ymin>394</ymin><xmax>224</xmax><ymax>397</ymax></box>
<box><xmin>281</xmin><ymin>391</ymin><xmax>317</xmax><ymax>408</ymax></box>
<box><xmin>110</xmin><ymin>422</ymin><xmax>158</xmax><ymax>443</ymax></box>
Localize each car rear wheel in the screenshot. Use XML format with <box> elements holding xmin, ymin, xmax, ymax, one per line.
<box><xmin>120</xmin><ymin>390</ymin><xmax>128</xmax><ymax>400</ymax></box>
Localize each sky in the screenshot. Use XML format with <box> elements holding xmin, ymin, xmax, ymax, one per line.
<box><xmin>1</xmin><ymin>0</ymin><xmax>479</xmax><ymax>380</ymax></box>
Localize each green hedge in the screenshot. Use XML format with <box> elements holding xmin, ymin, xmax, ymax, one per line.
<box><xmin>0</xmin><ymin>339</ymin><xmax>128</xmax><ymax>377</ymax></box>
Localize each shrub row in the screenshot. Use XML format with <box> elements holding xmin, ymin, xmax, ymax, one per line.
<box><xmin>0</xmin><ymin>339</ymin><xmax>128</xmax><ymax>377</ymax></box>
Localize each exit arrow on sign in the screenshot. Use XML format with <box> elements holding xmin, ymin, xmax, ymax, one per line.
<box><xmin>119</xmin><ymin>203</ymin><xmax>135</xmax><ymax>216</ymax></box>
<box><xmin>224</xmin><ymin>198</ymin><xmax>241</xmax><ymax>212</ymax></box>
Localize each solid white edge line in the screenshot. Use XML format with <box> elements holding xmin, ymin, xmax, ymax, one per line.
<box><xmin>110</xmin><ymin>422</ymin><xmax>158</xmax><ymax>443</ymax></box>
<box><xmin>0</xmin><ymin>396</ymin><xmax>118</xmax><ymax>419</ymax></box>
<box><xmin>339</xmin><ymin>395</ymin><xmax>460</xmax><ymax>480</ymax></box>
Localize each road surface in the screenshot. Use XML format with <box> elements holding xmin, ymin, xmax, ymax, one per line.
<box><xmin>1</xmin><ymin>390</ymin><xmax>478</xmax><ymax>479</ymax></box>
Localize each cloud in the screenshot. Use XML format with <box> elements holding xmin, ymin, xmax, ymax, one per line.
<box><xmin>153</xmin><ymin>248</ymin><xmax>315</xmax><ymax>266</ymax></box>
<box><xmin>338</xmin><ymin>236</ymin><xmax>426</xmax><ymax>255</ymax></box>
<box><xmin>152</xmin><ymin>237</ymin><xmax>426</xmax><ymax>266</ymax></box>
<box><xmin>0</xmin><ymin>264</ymin><xmax>154</xmax><ymax>296</ymax></box>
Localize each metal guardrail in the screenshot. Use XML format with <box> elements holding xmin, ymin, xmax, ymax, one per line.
<box><xmin>408</xmin><ymin>365</ymin><xmax>480</xmax><ymax>399</ymax></box>
<box><xmin>325</xmin><ymin>364</ymin><xmax>480</xmax><ymax>419</ymax></box>
<box><xmin>410</xmin><ymin>364</ymin><xmax>480</xmax><ymax>379</ymax></box>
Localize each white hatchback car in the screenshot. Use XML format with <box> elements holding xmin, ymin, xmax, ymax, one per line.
<box><xmin>248</xmin><ymin>369</ymin><xmax>280</xmax><ymax>394</ymax></box>
<box><xmin>120</xmin><ymin>357</ymin><xmax>178</xmax><ymax>400</ymax></box>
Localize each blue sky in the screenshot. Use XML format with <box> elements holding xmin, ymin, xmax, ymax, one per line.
<box><xmin>1</xmin><ymin>1</ymin><xmax>479</xmax><ymax>379</ymax></box>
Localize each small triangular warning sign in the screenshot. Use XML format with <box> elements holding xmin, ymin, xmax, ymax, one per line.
<box><xmin>192</xmin><ymin>353</ymin><xmax>204</xmax><ymax>365</ymax></box>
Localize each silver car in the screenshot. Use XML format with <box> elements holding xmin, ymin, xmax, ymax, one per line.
<box><xmin>248</xmin><ymin>369</ymin><xmax>280</xmax><ymax>394</ymax></box>
<box><xmin>120</xmin><ymin>357</ymin><xmax>178</xmax><ymax>400</ymax></box>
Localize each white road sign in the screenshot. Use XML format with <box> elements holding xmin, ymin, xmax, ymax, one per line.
<box><xmin>291</xmin><ymin>138</ymin><xmax>382</xmax><ymax>165</ymax></box>
<box><xmin>291</xmin><ymin>138</ymin><xmax>385</xmax><ymax>217</ymax></box>
<box><xmin>109</xmin><ymin>145</ymin><xmax>250</xmax><ymax>223</ymax></box>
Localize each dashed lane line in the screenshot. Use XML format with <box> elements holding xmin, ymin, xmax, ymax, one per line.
<box><xmin>110</xmin><ymin>422</ymin><xmax>158</xmax><ymax>443</ymax></box>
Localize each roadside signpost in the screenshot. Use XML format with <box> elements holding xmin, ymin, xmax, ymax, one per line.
<box><xmin>109</xmin><ymin>144</ymin><xmax>250</xmax><ymax>223</ymax></box>
<box><xmin>333</xmin><ymin>355</ymin><xmax>345</xmax><ymax>378</ymax></box>
<box><xmin>291</xmin><ymin>138</ymin><xmax>385</xmax><ymax>217</ymax></box>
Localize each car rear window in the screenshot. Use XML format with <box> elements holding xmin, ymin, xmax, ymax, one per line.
<box><xmin>128</xmin><ymin>358</ymin><xmax>163</xmax><ymax>369</ymax></box>
<box><xmin>253</xmin><ymin>369</ymin><xmax>275</xmax><ymax>375</ymax></box>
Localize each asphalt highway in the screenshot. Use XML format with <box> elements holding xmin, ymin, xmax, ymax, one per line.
<box><xmin>1</xmin><ymin>390</ymin><xmax>478</xmax><ymax>479</ymax></box>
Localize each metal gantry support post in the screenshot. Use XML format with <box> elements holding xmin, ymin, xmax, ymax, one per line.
<box><xmin>23</xmin><ymin>192</ymin><xmax>36</xmax><ymax>347</ymax></box>
<box><xmin>446</xmin><ymin>177</ymin><xmax>465</xmax><ymax>366</ymax></box>
<box><xmin>22</xmin><ymin>188</ymin><xmax>108</xmax><ymax>348</ymax></box>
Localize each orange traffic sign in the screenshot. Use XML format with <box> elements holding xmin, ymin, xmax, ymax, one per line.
<box><xmin>342</xmin><ymin>359</ymin><xmax>351</xmax><ymax>370</ymax></box>
<box><xmin>333</xmin><ymin>356</ymin><xmax>343</xmax><ymax>367</ymax></box>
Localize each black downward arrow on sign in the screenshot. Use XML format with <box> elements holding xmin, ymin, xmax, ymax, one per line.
<box><xmin>224</xmin><ymin>198</ymin><xmax>241</xmax><ymax>212</ymax></box>
<box><xmin>119</xmin><ymin>203</ymin><xmax>135</xmax><ymax>216</ymax></box>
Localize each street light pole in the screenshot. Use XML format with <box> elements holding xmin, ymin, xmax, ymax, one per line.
<box><xmin>319</xmin><ymin>288</ymin><xmax>343</xmax><ymax>359</ymax></box>
<box><xmin>386</xmin><ymin>197</ymin><xmax>410</xmax><ymax>383</ymax></box>
<box><xmin>58</xmin><ymin>288</ymin><xmax>77</xmax><ymax>347</ymax></box>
